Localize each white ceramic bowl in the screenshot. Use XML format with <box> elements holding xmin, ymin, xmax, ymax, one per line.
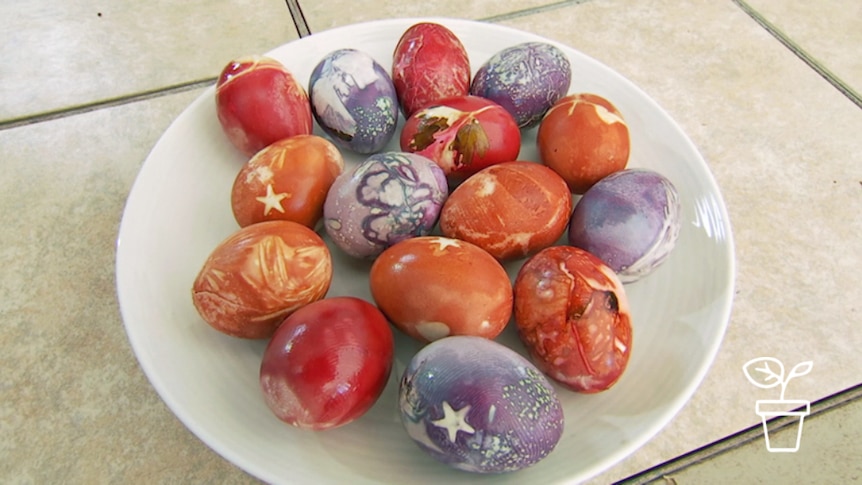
<box><xmin>116</xmin><ymin>17</ymin><xmax>735</xmax><ymax>484</ymax></box>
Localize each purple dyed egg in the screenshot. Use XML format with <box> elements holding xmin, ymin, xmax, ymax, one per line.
<box><xmin>324</xmin><ymin>151</ymin><xmax>448</xmax><ymax>259</ymax></box>
<box><xmin>568</xmin><ymin>168</ymin><xmax>681</xmax><ymax>283</ymax></box>
<box><xmin>309</xmin><ymin>49</ymin><xmax>398</xmax><ymax>154</ymax></box>
<box><xmin>470</xmin><ymin>42</ymin><xmax>571</xmax><ymax>128</ymax></box>
<box><xmin>399</xmin><ymin>336</ymin><xmax>564</xmax><ymax>474</ymax></box>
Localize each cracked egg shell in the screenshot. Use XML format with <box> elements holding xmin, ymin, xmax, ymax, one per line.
<box><xmin>323</xmin><ymin>152</ymin><xmax>448</xmax><ymax>259</ymax></box>
<box><xmin>568</xmin><ymin>168</ymin><xmax>681</xmax><ymax>283</ymax></box>
<box><xmin>514</xmin><ymin>245</ymin><xmax>632</xmax><ymax>393</ymax></box>
<box><xmin>399</xmin><ymin>335</ymin><xmax>564</xmax><ymax>473</ymax></box>
<box><xmin>191</xmin><ymin>220</ymin><xmax>332</xmax><ymax>339</ymax></box>
<box><xmin>309</xmin><ymin>49</ymin><xmax>398</xmax><ymax>154</ymax></box>
<box><xmin>369</xmin><ymin>236</ymin><xmax>512</xmax><ymax>342</ymax></box>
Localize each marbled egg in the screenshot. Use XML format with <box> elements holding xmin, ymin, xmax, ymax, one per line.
<box><xmin>323</xmin><ymin>152</ymin><xmax>448</xmax><ymax>259</ymax></box>
<box><xmin>399</xmin><ymin>336</ymin><xmax>564</xmax><ymax>473</ymax></box>
<box><xmin>568</xmin><ymin>169</ymin><xmax>681</xmax><ymax>283</ymax></box>
<box><xmin>309</xmin><ymin>49</ymin><xmax>399</xmax><ymax>154</ymax></box>
<box><xmin>470</xmin><ymin>42</ymin><xmax>571</xmax><ymax>128</ymax></box>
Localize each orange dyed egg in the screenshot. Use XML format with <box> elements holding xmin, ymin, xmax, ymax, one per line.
<box><xmin>369</xmin><ymin>236</ymin><xmax>512</xmax><ymax>342</ymax></box>
<box><xmin>231</xmin><ymin>135</ymin><xmax>344</xmax><ymax>229</ymax></box>
<box><xmin>191</xmin><ymin>220</ymin><xmax>332</xmax><ymax>339</ymax></box>
<box><xmin>439</xmin><ymin>161</ymin><xmax>572</xmax><ymax>260</ymax></box>
<box><xmin>537</xmin><ymin>93</ymin><xmax>630</xmax><ymax>194</ymax></box>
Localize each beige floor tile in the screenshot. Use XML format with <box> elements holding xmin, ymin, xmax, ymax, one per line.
<box><xmin>742</xmin><ymin>0</ymin><xmax>862</xmax><ymax>98</ymax></box>
<box><xmin>644</xmin><ymin>394</ymin><xmax>862</xmax><ymax>484</ymax></box>
<box><xmin>0</xmin><ymin>88</ymin><xmax>251</xmax><ymax>483</ymax></box>
<box><xmin>0</xmin><ymin>1</ymin><xmax>299</xmax><ymax>122</ymax></box>
<box><xmin>492</xmin><ymin>0</ymin><xmax>862</xmax><ymax>483</ymax></box>
<box><xmin>300</xmin><ymin>0</ymin><xmax>556</xmax><ymax>32</ymax></box>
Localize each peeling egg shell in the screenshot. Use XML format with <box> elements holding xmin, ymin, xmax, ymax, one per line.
<box><xmin>439</xmin><ymin>161</ymin><xmax>573</xmax><ymax>260</ymax></box>
<box><xmin>309</xmin><ymin>49</ymin><xmax>399</xmax><ymax>154</ymax></box>
<box><xmin>369</xmin><ymin>236</ymin><xmax>513</xmax><ymax>342</ymax></box>
<box><xmin>568</xmin><ymin>168</ymin><xmax>682</xmax><ymax>282</ymax></box>
<box><xmin>323</xmin><ymin>152</ymin><xmax>448</xmax><ymax>259</ymax></box>
<box><xmin>399</xmin><ymin>335</ymin><xmax>564</xmax><ymax>473</ymax></box>
<box><xmin>513</xmin><ymin>245</ymin><xmax>632</xmax><ymax>393</ymax></box>
<box><xmin>470</xmin><ymin>42</ymin><xmax>571</xmax><ymax>128</ymax></box>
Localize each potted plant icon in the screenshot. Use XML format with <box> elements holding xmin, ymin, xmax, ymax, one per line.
<box><xmin>742</xmin><ymin>357</ymin><xmax>813</xmax><ymax>452</ymax></box>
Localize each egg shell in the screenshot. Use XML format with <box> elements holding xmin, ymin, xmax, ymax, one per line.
<box><xmin>369</xmin><ymin>236</ymin><xmax>513</xmax><ymax>342</ymax></box>
<box><xmin>538</xmin><ymin>93</ymin><xmax>630</xmax><ymax>194</ymax></box>
<box><xmin>323</xmin><ymin>152</ymin><xmax>448</xmax><ymax>259</ymax></box>
<box><xmin>392</xmin><ymin>22</ymin><xmax>471</xmax><ymax>117</ymax></box>
<box><xmin>309</xmin><ymin>49</ymin><xmax>399</xmax><ymax>154</ymax></box>
<box><xmin>470</xmin><ymin>42</ymin><xmax>571</xmax><ymax>128</ymax></box>
<box><xmin>439</xmin><ymin>161</ymin><xmax>572</xmax><ymax>260</ymax></box>
<box><xmin>514</xmin><ymin>246</ymin><xmax>632</xmax><ymax>393</ymax></box>
<box><xmin>231</xmin><ymin>135</ymin><xmax>344</xmax><ymax>229</ymax></box>
<box><xmin>568</xmin><ymin>168</ymin><xmax>681</xmax><ymax>282</ymax></box>
<box><xmin>399</xmin><ymin>335</ymin><xmax>564</xmax><ymax>473</ymax></box>
<box><xmin>191</xmin><ymin>220</ymin><xmax>332</xmax><ymax>339</ymax></box>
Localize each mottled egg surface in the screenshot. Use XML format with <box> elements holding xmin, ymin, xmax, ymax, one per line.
<box><xmin>399</xmin><ymin>336</ymin><xmax>564</xmax><ymax>474</ymax></box>
<box><xmin>568</xmin><ymin>168</ymin><xmax>681</xmax><ymax>283</ymax></box>
<box><xmin>323</xmin><ymin>152</ymin><xmax>448</xmax><ymax>259</ymax></box>
<box><xmin>309</xmin><ymin>49</ymin><xmax>399</xmax><ymax>154</ymax></box>
<box><xmin>471</xmin><ymin>42</ymin><xmax>571</xmax><ymax>128</ymax></box>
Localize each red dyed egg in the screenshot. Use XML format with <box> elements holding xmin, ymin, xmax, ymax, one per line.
<box><xmin>439</xmin><ymin>161</ymin><xmax>572</xmax><ymax>260</ymax></box>
<box><xmin>369</xmin><ymin>236</ymin><xmax>512</xmax><ymax>342</ymax></box>
<box><xmin>260</xmin><ymin>297</ymin><xmax>394</xmax><ymax>430</ymax></box>
<box><xmin>513</xmin><ymin>246</ymin><xmax>632</xmax><ymax>393</ymax></box>
<box><xmin>537</xmin><ymin>93</ymin><xmax>630</xmax><ymax>194</ymax></box>
<box><xmin>231</xmin><ymin>135</ymin><xmax>344</xmax><ymax>229</ymax></box>
<box><xmin>392</xmin><ymin>22</ymin><xmax>471</xmax><ymax>117</ymax></box>
<box><xmin>400</xmin><ymin>95</ymin><xmax>520</xmax><ymax>183</ymax></box>
<box><xmin>215</xmin><ymin>56</ymin><xmax>313</xmax><ymax>157</ymax></box>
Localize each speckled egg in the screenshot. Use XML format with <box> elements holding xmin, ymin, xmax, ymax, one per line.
<box><xmin>470</xmin><ymin>42</ymin><xmax>571</xmax><ymax>128</ymax></box>
<box><xmin>568</xmin><ymin>169</ymin><xmax>681</xmax><ymax>283</ymax></box>
<box><xmin>399</xmin><ymin>336</ymin><xmax>564</xmax><ymax>473</ymax></box>
<box><xmin>323</xmin><ymin>152</ymin><xmax>448</xmax><ymax>259</ymax></box>
<box><xmin>309</xmin><ymin>49</ymin><xmax>399</xmax><ymax>154</ymax></box>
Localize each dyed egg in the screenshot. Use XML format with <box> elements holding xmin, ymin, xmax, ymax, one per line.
<box><xmin>399</xmin><ymin>336</ymin><xmax>564</xmax><ymax>473</ymax></box>
<box><xmin>191</xmin><ymin>220</ymin><xmax>332</xmax><ymax>339</ymax></box>
<box><xmin>309</xmin><ymin>49</ymin><xmax>398</xmax><ymax>154</ymax></box>
<box><xmin>514</xmin><ymin>246</ymin><xmax>632</xmax><ymax>393</ymax></box>
<box><xmin>369</xmin><ymin>236</ymin><xmax>512</xmax><ymax>342</ymax></box>
<box><xmin>538</xmin><ymin>93</ymin><xmax>630</xmax><ymax>194</ymax></box>
<box><xmin>231</xmin><ymin>135</ymin><xmax>344</xmax><ymax>229</ymax></box>
<box><xmin>215</xmin><ymin>56</ymin><xmax>312</xmax><ymax>157</ymax></box>
<box><xmin>260</xmin><ymin>297</ymin><xmax>394</xmax><ymax>430</ymax></box>
<box><xmin>400</xmin><ymin>95</ymin><xmax>521</xmax><ymax>183</ymax></box>
<box><xmin>470</xmin><ymin>42</ymin><xmax>571</xmax><ymax>128</ymax></box>
<box><xmin>439</xmin><ymin>161</ymin><xmax>572</xmax><ymax>260</ymax></box>
<box><xmin>323</xmin><ymin>152</ymin><xmax>447</xmax><ymax>259</ymax></box>
<box><xmin>392</xmin><ymin>22</ymin><xmax>471</xmax><ymax>117</ymax></box>
<box><xmin>568</xmin><ymin>169</ymin><xmax>681</xmax><ymax>283</ymax></box>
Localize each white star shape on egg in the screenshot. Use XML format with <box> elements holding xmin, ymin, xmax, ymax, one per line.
<box><xmin>431</xmin><ymin>401</ymin><xmax>475</xmax><ymax>443</ymax></box>
<box><xmin>428</xmin><ymin>237</ymin><xmax>461</xmax><ymax>253</ymax></box>
<box><xmin>256</xmin><ymin>184</ymin><xmax>289</xmax><ymax>215</ymax></box>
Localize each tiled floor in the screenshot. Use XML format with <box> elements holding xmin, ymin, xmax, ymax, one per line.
<box><xmin>2</xmin><ymin>0</ymin><xmax>860</xmax><ymax>483</ymax></box>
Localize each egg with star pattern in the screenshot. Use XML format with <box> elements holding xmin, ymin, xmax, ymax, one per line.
<box><xmin>399</xmin><ymin>336</ymin><xmax>564</xmax><ymax>473</ymax></box>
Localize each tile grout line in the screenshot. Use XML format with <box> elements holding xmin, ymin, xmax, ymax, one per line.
<box><xmin>0</xmin><ymin>78</ymin><xmax>216</xmax><ymax>131</ymax></box>
<box><xmin>731</xmin><ymin>0</ymin><xmax>862</xmax><ymax>110</ymax></box>
<box><xmin>479</xmin><ymin>0</ymin><xmax>594</xmax><ymax>23</ymax></box>
<box><xmin>285</xmin><ymin>0</ymin><xmax>312</xmax><ymax>38</ymax></box>
<box><xmin>615</xmin><ymin>382</ymin><xmax>862</xmax><ymax>484</ymax></box>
